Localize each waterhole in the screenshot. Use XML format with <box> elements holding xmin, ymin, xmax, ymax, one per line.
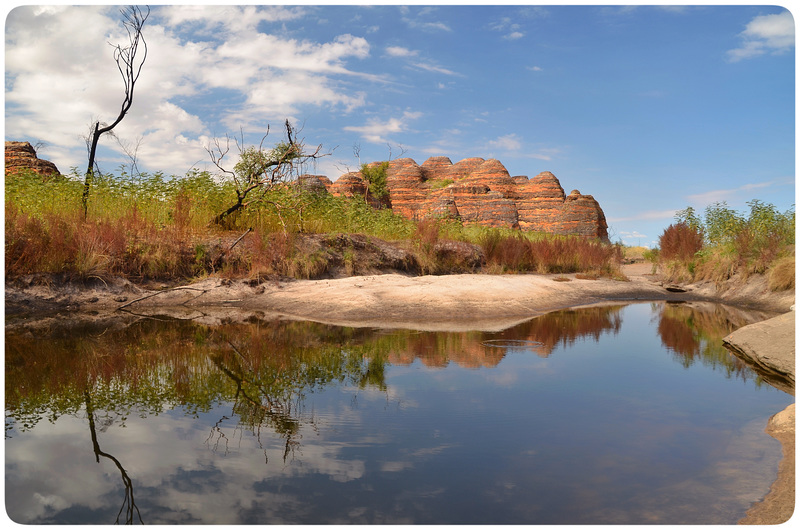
<box><xmin>5</xmin><ymin>301</ymin><xmax>791</xmax><ymax>524</ymax></box>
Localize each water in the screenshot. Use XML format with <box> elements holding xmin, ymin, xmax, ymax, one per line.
<box><xmin>5</xmin><ymin>302</ymin><xmax>792</xmax><ymax>524</ymax></box>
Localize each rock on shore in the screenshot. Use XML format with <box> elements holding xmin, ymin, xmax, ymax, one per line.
<box><xmin>723</xmin><ymin>311</ymin><xmax>795</xmax><ymax>395</ymax></box>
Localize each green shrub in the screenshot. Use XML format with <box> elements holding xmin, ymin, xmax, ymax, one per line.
<box><xmin>658</xmin><ymin>200</ymin><xmax>794</xmax><ymax>285</ymax></box>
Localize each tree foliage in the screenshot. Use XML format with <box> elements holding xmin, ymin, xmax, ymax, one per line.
<box><xmin>206</xmin><ymin>120</ymin><xmax>326</xmax><ymax>228</ymax></box>
<box><xmin>360</xmin><ymin>161</ymin><xmax>390</xmax><ymax>204</ymax></box>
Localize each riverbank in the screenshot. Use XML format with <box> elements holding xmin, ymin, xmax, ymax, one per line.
<box><xmin>5</xmin><ymin>263</ymin><xmax>793</xmax><ymax>330</ymax></box>
<box><xmin>4</xmin><ymin>263</ymin><xmax>794</xmax><ymax>524</ymax></box>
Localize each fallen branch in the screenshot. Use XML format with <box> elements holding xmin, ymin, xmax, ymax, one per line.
<box><xmin>212</xmin><ymin>227</ymin><xmax>252</xmax><ymax>272</ymax></box>
<box><xmin>116</xmin><ymin>286</ymin><xmax>210</xmax><ymax>310</ymax></box>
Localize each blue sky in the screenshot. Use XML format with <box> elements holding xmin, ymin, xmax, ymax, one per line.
<box><xmin>4</xmin><ymin>4</ymin><xmax>795</xmax><ymax>246</ymax></box>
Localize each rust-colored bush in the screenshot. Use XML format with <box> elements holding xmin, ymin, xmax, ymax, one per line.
<box><xmin>659</xmin><ymin>222</ymin><xmax>704</xmax><ymax>262</ymax></box>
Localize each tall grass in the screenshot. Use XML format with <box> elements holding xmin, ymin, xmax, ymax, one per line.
<box><xmin>6</xmin><ymin>168</ymin><xmax>622</xmax><ymax>281</ymax></box>
<box><xmin>476</xmin><ymin>229</ymin><xmax>622</xmax><ymax>276</ymax></box>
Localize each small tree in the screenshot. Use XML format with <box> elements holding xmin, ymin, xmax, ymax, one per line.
<box><xmin>359</xmin><ymin>161</ymin><xmax>390</xmax><ymax>207</ymax></box>
<box><xmin>206</xmin><ymin>120</ymin><xmax>326</xmax><ymax>229</ymax></box>
<box><xmin>81</xmin><ymin>5</ymin><xmax>150</xmax><ymax>218</ymax></box>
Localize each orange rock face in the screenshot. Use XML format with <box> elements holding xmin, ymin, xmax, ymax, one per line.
<box><xmin>5</xmin><ymin>141</ymin><xmax>61</xmax><ymax>178</ymax></box>
<box><xmin>380</xmin><ymin>157</ymin><xmax>608</xmax><ymax>240</ymax></box>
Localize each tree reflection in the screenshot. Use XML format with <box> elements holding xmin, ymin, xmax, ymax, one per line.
<box><xmin>85</xmin><ymin>390</ymin><xmax>143</xmax><ymax>524</ymax></box>
<box><xmin>654</xmin><ymin>301</ymin><xmax>774</xmax><ymax>383</ymax></box>
<box><xmin>5</xmin><ymin>303</ymin><xmax>775</xmax><ymax>471</ymax></box>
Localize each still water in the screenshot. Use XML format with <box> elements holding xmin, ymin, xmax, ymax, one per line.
<box><xmin>5</xmin><ymin>302</ymin><xmax>793</xmax><ymax>524</ymax></box>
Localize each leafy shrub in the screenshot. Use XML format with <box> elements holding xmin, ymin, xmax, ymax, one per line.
<box><xmin>658</xmin><ymin>200</ymin><xmax>794</xmax><ymax>286</ymax></box>
<box><xmin>360</xmin><ymin>161</ymin><xmax>390</xmax><ymax>204</ymax></box>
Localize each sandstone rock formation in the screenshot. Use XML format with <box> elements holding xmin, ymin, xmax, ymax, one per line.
<box><xmin>330</xmin><ymin>156</ymin><xmax>609</xmax><ymax>241</ymax></box>
<box><xmin>5</xmin><ymin>141</ymin><xmax>61</xmax><ymax>178</ymax></box>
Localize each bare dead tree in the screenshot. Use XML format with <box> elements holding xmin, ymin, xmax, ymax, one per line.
<box><xmin>115</xmin><ymin>134</ymin><xmax>145</xmax><ymax>179</ymax></box>
<box><xmin>81</xmin><ymin>5</ymin><xmax>150</xmax><ymax>218</ymax></box>
<box><xmin>206</xmin><ymin>120</ymin><xmax>327</xmax><ymax>229</ymax></box>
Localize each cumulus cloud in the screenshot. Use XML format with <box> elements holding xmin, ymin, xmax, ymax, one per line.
<box><xmin>727</xmin><ymin>10</ymin><xmax>794</xmax><ymax>62</ymax></box>
<box><xmin>5</xmin><ymin>5</ymin><xmax>379</xmax><ymax>175</ymax></box>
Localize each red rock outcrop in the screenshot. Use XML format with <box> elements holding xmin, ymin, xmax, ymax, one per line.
<box><xmin>329</xmin><ymin>157</ymin><xmax>607</xmax><ymax>240</ymax></box>
<box><xmin>371</xmin><ymin>156</ymin><xmax>608</xmax><ymax>240</ymax></box>
<box><xmin>5</xmin><ymin>141</ymin><xmax>61</xmax><ymax>178</ymax></box>
<box><xmin>296</xmin><ymin>174</ymin><xmax>332</xmax><ymax>194</ymax></box>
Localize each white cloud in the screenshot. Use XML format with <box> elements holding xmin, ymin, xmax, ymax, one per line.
<box><xmin>490</xmin><ymin>16</ymin><xmax>525</xmax><ymax>40</ymax></box>
<box><xmin>488</xmin><ymin>133</ymin><xmax>522</xmax><ymax>151</ymax></box>
<box><xmin>411</xmin><ymin>62</ymin><xmax>461</xmax><ymax>76</ymax></box>
<box><xmin>400</xmin><ymin>7</ymin><xmax>452</xmax><ymax>33</ymax></box>
<box><xmin>385</xmin><ymin>46</ymin><xmax>419</xmax><ymax>58</ymax></box>
<box><xmin>5</xmin><ymin>5</ymin><xmax>380</xmax><ymax>176</ymax></box>
<box><xmin>685</xmin><ymin>180</ymin><xmax>780</xmax><ymax>207</ymax></box>
<box><xmin>607</xmin><ymin>210</ymin><xmax>677</xmax><ymax>223</ymax></box>
<box><xmin>343</xmin><ymin>110</ymin><xmax>422</xmax><ymax>144</ymax></box>
<box><xmin>727</xmin><ymin>10</ymin><xmax>794</xmax><ymax>62</ymax></box>
<box><xmin>385</xmin><ymin>44</ymin><xmax>459</xmax><ymax>77</ymax></box>
<box><xmin>527</xmin><ymin>66</ymin><xmax>543</xmax><ymax>72</ymax></box>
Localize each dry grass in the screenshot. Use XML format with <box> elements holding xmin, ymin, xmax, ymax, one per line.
<box><xmin>6</xmin><ymin>171</ymin><xmax>623</xmax><ymax>282</ymax></box>
<box><xmin>768</xmin><ymin>255</ymin><xmax>795</xmax><ymax>292</ymax></box>
<box><xmin>5</xmin><ymin>202</ymin><xmax>202</xmax><ymax>280</ymax></box>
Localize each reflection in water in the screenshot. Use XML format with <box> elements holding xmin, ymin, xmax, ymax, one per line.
<box><xmin>85</xmin><ymin>391</ymin><xmax>143</xmax><ymax>524</ymax></box>
<box><xmin>655</xmin><ymin>301</ymin><xmax>775</xmax><ymax>382</ymax></box>
<box><xmin>4</xmin><ymin>302</ymin><xmax>789</xmax><ymax>524</ymax></box>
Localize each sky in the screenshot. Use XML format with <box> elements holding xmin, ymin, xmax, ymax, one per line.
<box><xmin>4</xmin><ymin>4</ymin><xmax>796</xmax><ymax>247</ymax></box>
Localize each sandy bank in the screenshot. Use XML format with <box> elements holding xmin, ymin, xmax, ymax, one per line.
<box><xmin>5</xmin><ymin>264</ymin><xmax>793</xmax><ymax>332</ymax></box>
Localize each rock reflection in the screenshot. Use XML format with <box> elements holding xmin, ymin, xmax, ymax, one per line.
<box><xmin>488</xmin><ymin>304</ymin><xmax>624</xmax><ymax>358</ymax></box>
<box><xmin>6</xmin><ymin>302</ymin><xmax>771</xmax><ymax>442</ymax></box>
<box><xmin>5</xmin><ymin>306</ymin><xmax>628</xmax><ymax>448</ymax></box>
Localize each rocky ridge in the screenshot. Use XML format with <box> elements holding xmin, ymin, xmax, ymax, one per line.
<box><xmin>4</xmin><ymin>141</ymin><xmax>61</xmax><ymax>178</ymax></box>
<box><xmin>324</xmin><ymin>156</ymin><xmax>609</xmax><ymax>241</ymax></box>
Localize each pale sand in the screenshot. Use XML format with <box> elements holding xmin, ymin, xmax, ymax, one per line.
<box><xmin>102</xmin><ymin>263</ymin><xmax>792</xmax><ymax>330</ymax></box>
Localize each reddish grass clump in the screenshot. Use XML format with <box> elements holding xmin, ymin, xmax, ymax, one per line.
<box><xmin>5</xmin><ymin>202</ymin><xmax>200</xmax><ymax>280</ymax></box>
<box><xmin>478</xmin><ymin>231</ymin><xmax>622</xmax><ymax>276</ymax></box>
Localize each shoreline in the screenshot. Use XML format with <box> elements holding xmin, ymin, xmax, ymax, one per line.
<box><xmin>4</xmin><ymin>264</ymin><xmax>795</xmax><ymax>524</ymax></box>
<box><xmin>5</xmin><ymin>264</ymin><xmax>793</xmax><ymax>331</ymax></box>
